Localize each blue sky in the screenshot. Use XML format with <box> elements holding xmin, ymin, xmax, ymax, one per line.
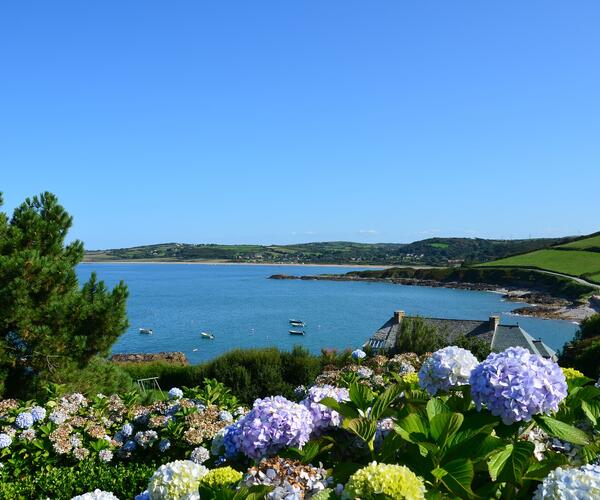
<box><xmin>1</xmin><ymin>2</ymin><xmax>599</xmax><ymax>248</ymax></box>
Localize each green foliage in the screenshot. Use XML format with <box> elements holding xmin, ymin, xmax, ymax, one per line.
<box><xmin>453</xmin><ymin>334</ymin><xmax>492</xmax><ymax>361</ymax></box>
<box><xmin>183</xmin><ymin>378</ymin><xmax>240</xmax><ymax>411</ymax></box>
<box><xmin>122</xmin><ymin>346</ymin><xmax>321</xmax><ymax>404</ymax></box>
<box><xmin>0</xmin><ymin>461</ymin><xmax>155</xmax><ymax>499</ymax></box>
<box><xmin>559</xmin><ymin>314</ymin><xmax>600</xmax><ymax>379</ymax></box>
<box><xmin>395</xmin><ymin>317</ymin><xmax>447</xmax><ymax>355</ymax></box>
<box><xmin>0</xmin><ymin>192</ymin><xmax>129</xmax><ymax>398</ymax></box>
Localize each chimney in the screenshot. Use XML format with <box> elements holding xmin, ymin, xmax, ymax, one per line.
<box><xmin>489</xmin><ymin>315</ymin><xmax>500</xmax><ymax>330</ymax></box>
<box><xmin>394</xmin><ymin>310</ymin><xmax>405</xmax><ymax>324</ymax></box>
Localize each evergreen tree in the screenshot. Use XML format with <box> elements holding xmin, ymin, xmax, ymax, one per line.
<box><xmin>0</xmin><ymin>192</ymin><xmax>128</xmax><ymax>396</ymax></box>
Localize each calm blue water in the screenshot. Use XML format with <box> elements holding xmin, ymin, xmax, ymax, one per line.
<box><xmin>77</xmin><ymin>263</ymin><xmax>578</xmax><ymax>364</ymax></box>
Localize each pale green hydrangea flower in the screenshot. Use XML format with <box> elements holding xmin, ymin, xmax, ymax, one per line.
<box><xmin>199</xmin><ymin>466</ymin><xmax>243</xmax><ymax>489</ymax></box>
<box><xmin>147</xmin><ymin>460</ymin><xmax>208</xmax><ymax>500</ymax></box>
<box><xmin>342</xmin><ymin>462</ymin><xmax>426</xmax><ymax>499</ymax></box>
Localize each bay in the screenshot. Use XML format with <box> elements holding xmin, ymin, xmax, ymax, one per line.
<box><xmin>77</xmin><ymin>263</ymin><xmax>578</xmax><ymax>364</ymax></box>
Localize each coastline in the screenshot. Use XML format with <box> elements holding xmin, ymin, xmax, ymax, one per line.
<box><xmin>269</xmin><ymin>273</ymin><xmax>599</xmax><ymax>323</ymax></box>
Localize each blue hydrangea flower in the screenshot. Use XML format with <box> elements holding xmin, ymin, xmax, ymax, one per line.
<box><xmin>30</xmin><ymin>406</ymin><xmax>46</xmax><ymax>422</ymax></box>
<box><xmin>134</xmin><ymin>491</ymin><xmax>150</xmax><ymax>500</ymax></box>
<box><xmin>158</xmin><ymin>438</ymin><xmax>171</xmax><ymax>453</ymax></box>
<box><xmin>218</xmin><ymin>410</ymin><xmax>233</xmax><ymax>423</ymax></box>
<box><xmin>470</xmin><ymin>347</ymin><xmax>568</xmax><ymax>425</ymax></box>
<box><xmin>0</xmin><ymin>433</ymin><xmax>12</xmax><ymax>449</ymax></box>
<box><xmin>301</xmin><ymin>385</ymin><xmax>350</xmax><ymax>435</ymax></box>
<box><xmin>121</xmin><ymin>423</ymin><xmax>133</xmax><ymax>437</ymax></box>
<box><xmin>123</xmin><ymin>440</ymin><xmax>137</xmax><ymax>452</ymax></box>
<box><xmin>533</xmin><ymin>464</ymin><xmax>600</xmax><ymax>498</ymax></box>
<box><xmin>15</xmin><ymin>412</ymin><xmax>34</xmax><ymax>429</ymax></box>
<box><xmin>352</xmin><ymin>349</ymin><xmax>367</xmax><ymax>360</ymax></box>
<box><xmin>222</xmin><ymin>395</ymin><xmax>313</xmax><ymax>460</ymax></box>
<box><xmin>49</xmin><ymin>410</ymin><xmax>67</xmax><ymax>425</ymax></box>
<box><xmin>418</xmin><ymin>346</ymin><xmax>479</xmax><ymax>395</ymax></box>
<box><xmin>168</xmin><ymin>387</ymin><xmax>183</xmax><ymax>400</ymax></box>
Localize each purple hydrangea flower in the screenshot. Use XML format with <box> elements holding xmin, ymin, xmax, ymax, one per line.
<box><xmin>352</xmin><ymin>349</ymin><xmax>367</xmax><ymax>360</ymax></box>
<box><xmin>470</xmin><ymin>347</ymin><xmax>568</xmax><ymax>425</ymax></box>
<box><xmin>222</xmin><ymin>395</ymin><xmax>313</xmax><ymax>460</ymax></box>
<box><xmin>418</xmin><ymin>346</ymin><xmax>479</xmax><ymax>395</ymax></box>
<box><xmin>301</xmin><ymin>385</ymin><xmax>350</xmax><ymax>435</ymax></box>
<box><xmin>30</xmin><ymin>406</ymin><xmax>46</xmax><ymax>422</ymax></box>
<box><xmin>168</xmin><ymin>387</ymin><xmax>183</xmax><ymax>400</ymax></box>
<box><xmin>0</xmin><ymin>433</ymin><xmax>12</xmax><ymax>449</ymax></box>
<box><xmin>15</xmin><ymin>412</ymin><xmax>34</xmax><ymax>429</ymax></box>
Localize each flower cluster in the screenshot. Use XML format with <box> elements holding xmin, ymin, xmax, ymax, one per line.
<box><xmin>199</xmin><ymin>466</ymin><xmax>243</xmax><ymax>489</ymax></box>
<box><xmin>222</xmin><ymin>396</ymin><xmax>313</xmax><ymax>460</ymax></box>
<box><xmin>533</xmin><ymin>464</ymin><xmax>600</xmax><ymax>499</ymax></box>
<box><xmin>72</xmin><ymin>490</ymin><xmax>119</xmax><ymax>500</ymax></box>
<box><xmin>147</xmin><ymin>460</ymin><xmax>208</xmax><ymax>500</ymax></box>
<box><xmin>470</xmin><ymin>347</ymin><xmax>568</xmax><ymax>424</ymax></box>
<box><xmin>418</xmin><ymin>346</ymin><xmax>479</xmax><ymax>395</ymax></box>
<box><xmin>301</xmin><ymin>385</ymin><xmax>349</xmax><ymax>435</ymax></box>
<box><xmin>243</xmin><ymin>457</ymin><xmax>329</xmax><ymax>499</ymax></box>
<box><xmin>351</xmin><ymin>349</ymin><xmax>367</xmax><ymax>360</ymax></box>
<box><xmin>342</xmin><ymin>462</ymin><xmax>426</xmax><ymax>499</ymax></box>
<box><xmin>168</xmin><ymin>387</ymin><xmax>183</xmax><ymax>400</ymax></box>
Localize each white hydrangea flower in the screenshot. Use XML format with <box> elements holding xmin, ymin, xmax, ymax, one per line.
<box><xmin>533</xmin><ymin>464</ymin><xmax>600</xmax><ymax>499</ymax></box>
<box><xmin>418</xmin><ymin>346</ymin><xmax>478</xmax><ymax>395</ymax></box>
<box><xmin>168</xmin><ymin>387</ymin><xmax>184</xmax><ymax>400</ymax></box>
<box><xmin>71</xmin><ymin>490</ymin><xmax>119</xmax><ymax>500</ymax></box>
<box><xmin>147</xmin><ymin>460</ymin><xmax>208</xmax><ymax>500</ymax></box>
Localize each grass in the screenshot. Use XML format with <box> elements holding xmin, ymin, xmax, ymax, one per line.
<box><xmin>477</xmin><ymin>249</ymin><xmax>600</xmax><ymax>280</ymax></box>
<box><xmin>588</xmin><ymin>273</ymin><xmax>600</xmax><ymax>284</ymax></box>
<box><xmin>556</xmin><ymin>234</ymin><xmax>600</xmax><ymax>251</ymax></box>
<box><xmin>429</xmin><ymin>243</ymin><xmax>449</xmax><ymax>249</ymax></box>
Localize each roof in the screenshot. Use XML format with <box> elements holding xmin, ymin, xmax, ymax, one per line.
<box><xmin>365</xmin><ymin>313</ymin><xmax>556</xmax><ymax>360</ymax></box>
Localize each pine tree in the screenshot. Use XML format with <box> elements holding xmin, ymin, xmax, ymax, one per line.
<box><xmin>0</xmin><ymin>192</ymin><xmax>128</xmax><ymax>396</ymax></box>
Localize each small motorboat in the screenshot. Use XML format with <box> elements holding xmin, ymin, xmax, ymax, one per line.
<box><xmin>289</xmin><ymin>330</ymin><xmax>305</xmax><ymax>335</ymax></box>
<box><xmin>139</xmin><ymin>328</ymin><xmax>153</xmax><ymax>335</ymax></box>
<box><xmin>290</xmin><ymin>320</ymin><xmax>305</xmax><ymax>327</ymax></box>
<box><xmin>201</xmin><ymin>332</ymin><xmax>215</xmax><ymax>340</ymax></box>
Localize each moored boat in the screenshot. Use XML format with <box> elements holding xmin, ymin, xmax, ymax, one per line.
<box><xmin>289</xmin><ymin>329</ymin><xmax>305</xmax><ymax>335</ymax></box>
<box><xmin>201</xmin><ymin>332</ymin><xmax>215</xmax><ymax>340</ymax></box>
<box><xmin>139</xmin><ymin>328</ymin><xmax>153</xmax><ymax>335</ymax></box>
<box><xmin>289</xmin><ymin>320</ymin><xmax>305</xmax><ymax>327</ymax></box>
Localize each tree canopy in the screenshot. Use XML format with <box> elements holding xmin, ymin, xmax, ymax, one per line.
<box><xmin>0</xmin><ymin>192</ymin><xmax>128</xmax><ymax>396</ymax></box>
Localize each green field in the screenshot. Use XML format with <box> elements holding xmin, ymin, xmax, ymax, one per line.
<box><xmin>478</xmin><ymin>249</ymin><xmax>600</xmax><ymax>283</ymax></box>
<box><xmin>556</xmin><ymin>234</ymin><xmax>600</xmax><ymax>250</ymax></box>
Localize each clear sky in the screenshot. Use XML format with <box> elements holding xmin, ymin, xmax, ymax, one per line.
<box><xmin>1</xmin><ymin>2</ymin><xmax>599</xmax><ymax>249</ymax></box>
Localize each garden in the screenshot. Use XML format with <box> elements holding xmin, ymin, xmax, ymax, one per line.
<box><xmin>1</xmin><ymin>346</ymin><xmax>600</xmax><ymax>499</ymax></box>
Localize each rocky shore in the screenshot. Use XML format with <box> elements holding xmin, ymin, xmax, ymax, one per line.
<box><xmin>270</xmin><ymin>274</ymin><xmax>600</xmax><ymax>322</ymax></box>
<box><xmin>110</xmin><ymin>351</ymin><xmax>189</xmax><ymax>365</ymax></box>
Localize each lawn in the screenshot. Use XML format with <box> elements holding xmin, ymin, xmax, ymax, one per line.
<box><xmin>556</xmin><ymin>234</ymin><xmax>600</xmax><ymax>250</ymax></box>
<box><xmin>588</xmin><ymin>272</ymin><xmax>600</xmax><ymax>284</ymax></box>
<box><xmin>477</xmin><ymin>249</ymin><xmax>600</xmax><ymax>279</ymax></box>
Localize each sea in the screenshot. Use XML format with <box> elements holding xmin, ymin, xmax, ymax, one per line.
<box><xmin>77</xmin><ymin>263</ymin><xmax>579</xmax><ymax>365</ymax></box>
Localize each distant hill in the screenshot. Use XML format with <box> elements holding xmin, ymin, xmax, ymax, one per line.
<box><xmin>84</xmin><ymin>236</ymin><xmax>571</xmax><ymax>267</ymax></box>
<box><xmin>477</xmin><ymin>232</ymin><xmax>600</xmax><ymax>284</ymax></box>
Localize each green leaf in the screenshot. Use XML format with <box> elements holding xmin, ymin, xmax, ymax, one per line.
<box><xmin>349</xmin><ymin>382</ymin><xmax>374</xmax><ymax>410</ymax></box>
<box><xmin>343</xmin><ymin>417</ymin><xmax>377</xmax><ymax>444</ymax></box>
<box><xmin>370</xmin><ymin>384</ymin><xmax>403</xmax><ymax>420</ymax></box>
<box><xmin>534</xmin><ymin>415</ymin><xmax>590</xmax><ymax>445</ymax></box>
<box><xmin>487</xmin><ymin>441</ymin><xmax>534</xmax><ymax>484</ymax></box>
<box><xmin>524</xmin><ymin>455</ymin><xmax>569</xmax><ymax>481</ymax></box>
<box><xmin>430</xmin><ymin>412</ymin><xmax>464</xmax><ymax>449</ymax></box>
<box><xmin>395</xmin><ymin>413</ymin><xmax>429</xmax><ymax>443</ymax></box>
<box><xmin>581</xmin><ymin>400</ymin><xmax>600</xmax><ymax>427</ymax></box>
<box><xmin>426</xmin><ymin>398</ymin><xmax>450</xmax><ymax>420</ymax></box>
<box><xmin>438</xmin><ymin>458</ymin><xmax>475</xmax><ymax>499</ymax></box>
<box><xmin>318</xmin><ymin>397</ymin><xmax>359</xmax><ymax>419</ymax></box>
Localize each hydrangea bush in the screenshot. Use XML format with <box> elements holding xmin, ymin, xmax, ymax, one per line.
<box><xmin>1</xmin><ymin>347</ymin><xmax>600</xmax><ymax>499</ymax></box>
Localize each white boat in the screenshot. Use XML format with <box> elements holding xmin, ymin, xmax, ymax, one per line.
<box><xmin>289</xmin><ymin>330</ymin><xmax>305</xmax><ymax>335</ymax></box>
<box><xmin>139</xmin><ymin>328</ymin><xmax>153</xmax><ymax>335</ymax></box>
<box><xmin>289</xmin><ymin>319</ymin><xmax>305</xmax><ymax>326</ymax></box>
<box><xmin>201</xmin><ymin>332</ymin><xmax>215</xmax><ymax>340</ymax></box>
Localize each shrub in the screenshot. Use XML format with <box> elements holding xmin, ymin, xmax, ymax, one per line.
<box><xmin>0</xmin><ymin>461</ymin><xmax>156</xmax><ymax>499</ymax></box>
<box><xmin>395</xmin><ymin>317</ymin><xmax>447</xmax><ymax>355</ymax></box>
